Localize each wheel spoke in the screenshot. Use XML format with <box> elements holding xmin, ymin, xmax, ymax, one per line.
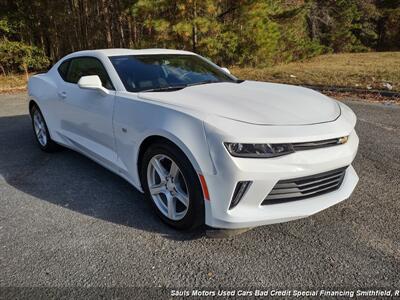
<box><xmin>174</xmin><ymin>191</ymin><xmax>189</xmax><ymax>207</ymax></box>
<box><xmin>166</xmin><ymin>194</ymin><xmax>176</xmax><ymax>219</ymax></box>
<box><xmin>34</xmin><ymin>116</ymin><xmax>41</xmax><ymax>130</ymax></box>
<box><xmin>149</xmin><ymin>182</ymin><xmax>166</xmax><ymax>195</ymax></box>
<box><xmin>33</xmin><ymin>113</ymin><xmax>43</xmax><ymax>129</ymax></box>
<box><xmin>151</xmin><ymin>158</ymin><xmax>168</xmax><ymax>180</ymax></box>
<box><xmin>169</xmin><ymin>161</ymin><xmax>179</xmax><ymax>179</ymax></box>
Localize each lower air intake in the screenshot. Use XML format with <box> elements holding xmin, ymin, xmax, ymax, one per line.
<box><xmin>229</xmin><ymin>181</ymin><xmax>252</xmax><ymax>209</ymax></box>
<box><xmin>262</xmin><ymin>167</ymin><xmax>348</xmax><ymax>205</ymax></box>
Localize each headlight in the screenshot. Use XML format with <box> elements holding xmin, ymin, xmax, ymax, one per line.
<box><xmin>224</xmin><ymin>142</ymin><xmax>294</xmax><ymax>158</ymax></box>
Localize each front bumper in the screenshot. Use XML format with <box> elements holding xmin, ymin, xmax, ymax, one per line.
<box><xmin>203</xmin><ymin>129</ymin><xmax>359</xmax><ymax>229</ymax></box>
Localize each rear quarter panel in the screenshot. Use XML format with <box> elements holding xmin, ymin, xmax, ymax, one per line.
<box><xmin>28</xmin><ymin>73</ymin><xmax>59</xmax><ymax>137</ymax></box>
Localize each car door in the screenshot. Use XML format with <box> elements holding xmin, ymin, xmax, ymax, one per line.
<box><xmin>56</xmin><ymin>56</ymin><xmax>117</xmax><ymax>168</ymax></box>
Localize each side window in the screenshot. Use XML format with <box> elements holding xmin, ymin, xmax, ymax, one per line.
<box><xmin>58</xmin><ymin>60</ymin><xmax>70</xmax><ymax>80</ymax></box>
<box><xmin>66</xmin><ymin>57</ymin><xmax>114</xmax><ymax>90</ymax></box>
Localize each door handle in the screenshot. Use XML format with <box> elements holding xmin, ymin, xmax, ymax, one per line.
<box><xmin>58</xmin><ymin>91</ymin><xmax>67</xmax><ymax>99</ymax></box>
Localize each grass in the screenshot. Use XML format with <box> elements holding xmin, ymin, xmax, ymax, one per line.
<box><xmin>231</xmin><ymin>52</ymin><xmax>400</xmax><ymax>92</ymax></box>
<box><xmin>0</xmin><ymin>73</ymin><xmax>29</xmax><ymax>93</ymax></box>
<box><xmin>1</xmin><ymin>52</ymin><xmax>399</xmax><ymax>94</ymax></box>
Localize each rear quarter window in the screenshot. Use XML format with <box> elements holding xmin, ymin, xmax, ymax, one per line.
<box><xmin>58</xmin><ymin>60</ymin><xmax>70</xmax><ymax>80</ymax></box>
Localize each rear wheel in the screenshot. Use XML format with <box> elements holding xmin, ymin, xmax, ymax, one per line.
<box><xmin>30</xmin><ymin>104</ymin><xmax>62</xmax><ymax>152</ymax></box>
<box><xmin>140</xmin><ymin>142</ymin><xmax>205</xmax><ymax>230</ymax></box>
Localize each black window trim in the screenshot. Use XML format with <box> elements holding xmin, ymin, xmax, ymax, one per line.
<box><xmin>57</xmin><ymin>56</ymin><xmax>115</xmax><ymax>91</ymax></box>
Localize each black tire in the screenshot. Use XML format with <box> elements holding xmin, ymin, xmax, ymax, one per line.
<box><xmin>140</xmin><ymin>141</ymin><xmax>205</xmax><ymax>230</ymax></box>
<box><xmin>30</xmin><ymin>104</ymin><xmax>62</xmax><ymax>152</ymax></box>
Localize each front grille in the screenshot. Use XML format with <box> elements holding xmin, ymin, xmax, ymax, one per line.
<box><xmin>262</xmin><ymin>167</ymin><xmax>347</xmax><ymax>205</ymax></box>
<box><xmin>292</xmin><ymin>137</ymin><xmax>344</xmax><ymax>151</ymax></box>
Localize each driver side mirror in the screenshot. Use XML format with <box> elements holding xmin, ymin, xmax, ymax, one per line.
<box><xmin>78</xmin><ymin>75</ymin><xmax>108</xmax><ymax>95</ymax></box>
<box><xmin>221</xmin><ymin>67</ymin><xmax>231</xmax><ymax>74</ymax></box>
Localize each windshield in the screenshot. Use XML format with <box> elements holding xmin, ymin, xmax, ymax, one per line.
<box><xmin>109</xmin><ymin>54</ymin><xmax>237</xmax><ymax>92</ymax></box>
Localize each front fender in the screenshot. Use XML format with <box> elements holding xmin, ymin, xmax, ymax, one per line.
<box><xmin>113</xmin><ymin>94</ymin><xmax>216</xmax><ymax>189</ymax></box>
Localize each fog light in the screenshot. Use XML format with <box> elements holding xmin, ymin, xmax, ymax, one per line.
<box><xmin>229</xmin><ymin>181</ymin><xmax>252</xmax><ymax>209</ymax></box>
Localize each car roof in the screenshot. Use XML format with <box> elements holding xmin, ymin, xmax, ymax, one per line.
<box><xmin>68</xmin><ymin>48</ymin><xmax>196</xmax><ymax>57</ymax></box>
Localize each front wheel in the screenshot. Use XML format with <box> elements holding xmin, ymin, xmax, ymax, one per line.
<box><xmin>140</xmin><ymin>142</ymin><xmax>205</xmax><ymax>230</ymax></box>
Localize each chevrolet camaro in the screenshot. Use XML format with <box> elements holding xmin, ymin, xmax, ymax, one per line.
<box><xmin>28</xmin><ymin>48</ymin><xmax>359</xmax><ymax>230</ymax></box>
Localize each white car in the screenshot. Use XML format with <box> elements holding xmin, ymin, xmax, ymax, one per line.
<box><xmin>28</xmin><ymin>48</ymin><xmax>359</xmax><ymax>230</ymax></box>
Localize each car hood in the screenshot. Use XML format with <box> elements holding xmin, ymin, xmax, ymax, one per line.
<box><xmin>137</xmin><ymin>81</ymin><xmax>341</xmax><ymax>125</ymax></box>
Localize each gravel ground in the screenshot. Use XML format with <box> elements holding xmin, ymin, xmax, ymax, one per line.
<box><xmin>0</xmin><ymin>94</ymin><xmax>399</xmax><ymax>297</ymax></box>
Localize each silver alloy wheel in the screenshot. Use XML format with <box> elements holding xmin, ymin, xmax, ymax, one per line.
<box><xmin>33</xmin><ymin>109</ymin><xmax>48</xmax><ymax>147</ymax></box>
<box><xmin>147</xmin><ymin>154</ymin><xmax>190</xmax><ymax>221</ymax></box>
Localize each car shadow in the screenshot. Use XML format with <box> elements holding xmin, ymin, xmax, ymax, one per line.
<box><xmin>0</xmin><ymin>114</ymin><xmax>205</xmax><ymax>241</ymax></box>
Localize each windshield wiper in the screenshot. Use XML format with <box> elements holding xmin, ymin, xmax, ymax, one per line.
<box><xmin>140</xmin><ymin>79</ymin><xmax>243</xmax><ymax>92</ymax></box>
<box><xmin>140</xmin><ymin>81</ymin><xmax>219</xmax><ymax>92</ymax></box>
<box><xmin>186</xmin><ymin>80</ymin><xmax>221</xmax><ymax>87</ymax></box>
<box><xmin>140</xmin><ymin>85</ymin><xmax>187</xmax><ymax>93</ymax></box>
<box><xmin>187</xmin><ymin>79</ymin><xmax>244</xmax><ymax>87</ymax></box>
